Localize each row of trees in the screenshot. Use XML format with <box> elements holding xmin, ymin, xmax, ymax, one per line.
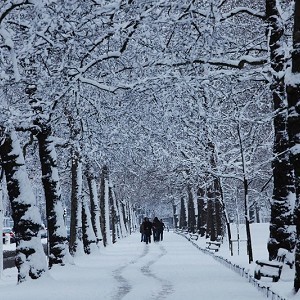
<box><xmin>0</xmin><ymin>0</ymin><xmax>148</xmax><ymax>283</ymax></box>
<box><xmin>146</xmin><ymin>0</ymin><xmax>300</xmax><ymax>292</ymax></box>
<box><xmin>0</xmin><ymin>127</ymin><xmax>136</xmax><ymax>281</ymax></box>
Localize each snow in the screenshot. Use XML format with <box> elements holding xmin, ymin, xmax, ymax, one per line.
<box><xmin>0</xmin><ymin>27</ymin><xmax>21</xmax><ymax>82</ymax></box>
<box><xmin>77</xmin><ymin>75</ymin><xmax>117</xmax><ymax>92</ymax></box>
<box><xmin>104</xmin><ymin>178</ymin><xmax>111</xmax><ymax>245</ymax></box>
<box><xmin>286</xmin><ymin>66</ymin><xmax>300</xmax><ymax>87</ymax></box>
<box><xmin>1</xmin><ymin>223</ymin><xmax>298</xmax><ymax>299</ymax></box>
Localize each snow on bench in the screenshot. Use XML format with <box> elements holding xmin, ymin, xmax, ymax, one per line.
<box><xmin>206</xmin><ymin>241</ymin><xmax>221</xmax><ymax>252</ymax></box>
<box><xmin>254</xmin><ymin>248</ymin><xmax>294</xmax><ymax>282</ymax></box>
<box><xmin>188</xmin><ymin>233</ymin><xmax>199</xmax><ymax>241</ymax></box>
<box><xmin>277</xmin><ymin>248</ymin><xmax>294</xmax><ymax>269</ymax></box>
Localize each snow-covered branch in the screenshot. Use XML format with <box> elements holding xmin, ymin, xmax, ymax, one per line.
<box><xmin>77</xmin><ymin>75</ymin><xmax>131</xmax><ymax>92</ymax></box>
<box><xmin>0</xmin><ymin>0</ymin><xmax>33</xmax><ymax>25</ymax></box>
<box><xmin>154</xmin><ymin>55</ymin><xmax>267</xmax><ymax>70</ymax></box>
<box><xmin>0</xmin><ymin>27</ymin><xmax>20</xmax><ymax>81</ymax></box>
<box><xmin>79</xmin><ymin>52</ymin><xmax>121</xmax><ymax>74</ymax></box>
<box><xmin>220</xmin><ymin>7</ymin><xmax>265</xmax><ymax>21</ymax></box>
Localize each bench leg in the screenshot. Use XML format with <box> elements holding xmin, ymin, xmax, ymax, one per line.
<box><xmin>254</xmin><ymin>270</ymin><xmax>261</xmax><ymax>280</ymax></box>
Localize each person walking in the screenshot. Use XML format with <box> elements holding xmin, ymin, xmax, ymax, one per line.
<box><xmin>159</xmin><ymin>219</ymin><xmax>165</xmax><ymax>241</ymax></box>
<box><xmin>142</xmin><ymin>217</ymin><xmax>152</xmax><ymax>244</ymax></box>
<box><xmin>152</xmin><ymin>217</ymin><xmax>161</xmax><ymax>242</ymax></box>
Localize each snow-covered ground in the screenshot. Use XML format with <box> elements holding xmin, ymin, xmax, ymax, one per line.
<box><xmin>0</xmin><ymin>223</ymin><xmax>298</xmax><ymax>299</ymax></box>
<box><xmin>181</xmin><ymin>223</ymin><xmax>298</xmax><ymax>300</ymax></box>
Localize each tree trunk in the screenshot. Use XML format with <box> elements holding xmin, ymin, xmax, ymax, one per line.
<box><xmin>126</xmin><ymin>201</ymin><xmax>132</xmax><ymax>234</ymax></box>
<box><xmin>197</xmin><ymin>187</ymin><xmax>207</xmax><ymax>237</ymax></box>
<box><xmin>85</xmin><ymin>165</ymin><xmax>102</xmax><ymax>244</ymax></box>
<box><xmin>111</xmin><ymin>184</ymin><xmax>122</xmax><ymax>240</ymax></box>
<box><xmin>218</xmin><ymin>180</ymin><xmax>232</xmax><ymax>254</ymax></box>
<box><xmin>237</xmin><ymin>123</ymin><xmax>254</xmax><ymax>263</ymax></box>
<box><xmin>243</xmin><ymin>179</ymin><xmax>253</xmax><ymax>263</ymax></box>
<box><xmin>69</xmin><ymin>148</ymin><xmax>84</xmax><ymax>255</ymax></box>
<box><xmin>82</xmin><ymin>196</ymin><xmax>97</xmax><ymax>254</ymax></box>
<box><xmin>172</xmin><ymin>200</ymin><xmax>178</xmax><ymax>229</ymax></box>
<box><xmin>286</xmin><ymin>0</ymin><xmax>300</xmax><ymax>291</ymax></box>
<box><xmin>206</xmin><ymin>186</ymin><xmax>216</xmax><ymax>241</ymax></box>
<box><xmin>112</xmin><ymin>188</ymin><xmax>122</xmax><ymax>240</ymax></box>
<box><xmin>187</xmin><ymin>185</ymin><xmax>196</xmax><ymax>233</ymax></box>
<box><xmin>0</xmin><ymin>129</ymin><xmax>47</xmax><ymax>282</ymax></box>
<box><xmin>179</xmin><ymin>197</ymin><xmax>187</xmax><ymax>229</ymax></box>
<box><xmin>213</xmin><ymin>178</ymin><xmax>223</xmax><ymax>238</ymax></box>
<box><xmin>266</xmin><ymin>0</ymin><xmax>296</xmax><ymax>261</ymax></box>
<box><xmin>109</xmin><ymin>184</ymin><xmax>117</xmax><ymax>243</ymax></box>
<box><xmin>123</xmin><ymin>201</ymin><xmax>129</xmax><ymax>233</ymax></box>
<box><xmin>119</xmin><ymin>200</ymin><xmax>127</xmax><ymax>236</ymax></box>
<box><xmin>207</xmin><ymin>141</ymin><xmax>224</xmax><ymax>239</ymax></box>
<box><xmin>99</xmin><ymin>165</ymin><xmax>110</xmax><ymax>246</ymax></box>
<box><xmin>215</xmin><ymin>199</ymin><xmax>223</xmax><ymax>237</ymax></box>
<box><xmin>35</xmin><ymin>123</ymin><xmax>70</xmax><ymax>267</ymax></box>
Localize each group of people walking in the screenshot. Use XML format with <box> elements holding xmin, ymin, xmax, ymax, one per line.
<box><xmin>140</xmin><ymin>217</ymin><xmax>165</xmax><ymax>244</ymax></box>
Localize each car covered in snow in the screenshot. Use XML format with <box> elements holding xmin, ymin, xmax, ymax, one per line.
<box><xmin>2</xmin><ymin>227</ymin><xmax>15</xmax><ymax>243</ymax></box>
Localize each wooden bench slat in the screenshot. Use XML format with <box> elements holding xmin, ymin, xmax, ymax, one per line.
<box><xmin>254</xmin><ymin>251</ymin><xmax>289</xmax><ymax>282</ymax></box>
<box><xmin>206</xmin><ymin>240</ymin><xmax>221</xmax><ymax>252</ymax></box>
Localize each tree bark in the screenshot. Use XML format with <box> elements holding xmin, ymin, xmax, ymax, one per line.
<box><xmin>179</xmin><ymin>197</ymin><xmax>187</xmax><ymax>229</ymax></box>
<box><xmin>0</xmin><ymin>129</ymin><xmax>47</xmax><ymax>282</ymax></box>
<box><xmin>119</xmin><ymin>200</ymin><xmax>127</xmax><ymax>236</ymax></box>
<box><xmin>109</xmin><ymin>184</ymin><xmax>117</xmax><ymax>243</ymax></box>
<box><xmin>85</xmin><ymin>165</ymin><xmax>102</xmax><ymax>244</ymax></box>
<box><xmin>266</xmin><ymin>0</ymin><xmax>296</xmax><ymax>261</ymax></box>
<box><xmin>215</xmin><ymin>199</ymin><xmax>223</xmax><ymax>237</ymax></box>
<box><xmin>187</xmin><ymin>185</ymin><xmax>196</xmax><ymax>233</ymax></box>
<box><xmin>126</xmin><ymin>201</ymin><xmax>132</xmax><ymax>234</ymax></box>
<box><xmin>82</xmin><ymin>196</ymin><xmax>97</xmax><ymax>254</ymax></box>
<box><xmin>99</xmin><ymin>165</ymin><xmax>109</xmax><ymax>246</ymax></box>
<box><xmin>35</xmin><ymin>123</ymin><xmax>70</xmax><ymax>267</ymax></box>
<box><xmin>213</xmin><ymin>178</ymin><xmax>223</xmax><ymax>238</ymax></box>
<box><xmin>207</xmin><ymin>141</ymin><xmax>224</xmax><ymax>240</ymax></box>
<box><xmin>243</xmin><ymin>178</ymin><xmax>254</xmax><ymax>263</ymax></box>
<box><xmin>286</xmin><ymin>0</ymin><xmax>300</xmax><ymax>291</ymax></box>
<box><xmin>197</xmin><ymin>187</ymin><xmax>207</xmax><ymax>237</ymax></box>
<box><xmin>172</xmin><ymin>200</ymin><xmax>178</xmax><ymax>229</ymax></box>
<box><xmin>69</xmin><ymin>148</ymin><xmax>83</xmax><ymax>255</ymax></box>
<box><xmin>206</xmin><ymin>186</ymin><xmax>216</xmax><ymax>241</ymax></box>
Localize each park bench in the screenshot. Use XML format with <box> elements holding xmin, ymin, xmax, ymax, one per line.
<box><xmin>206</xmin><ymin>241</ymin><xmax>221</xmax><ymax>252</ymax></box>
<box><xmin>277</xmin><ymin>248</ymin><xmax>294</xmax><ymax>269</ymax></box>
<box><xmin>188</xmin><ymin>233</ymin><xmax>199</xmax><ymax>241</ymax></box>
<box><xmin>216</xmin><ymin>235</ymin><xmax>223</xmax><ymax>243</ymax></box>
<box><xmin>254</xmin><ymin>248</ymin><xmax>293</xmax><ymax>282</ymax></box>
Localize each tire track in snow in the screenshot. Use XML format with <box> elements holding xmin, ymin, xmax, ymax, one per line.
<box><xmin>112</xmin><ymin>245</ymin><xmax>149</xmax><ymax>300</ymax></box>
<box><xmin>140</xmin><ymin>243</ymin><xmax>174</xmax><ymax>300</ymax></box>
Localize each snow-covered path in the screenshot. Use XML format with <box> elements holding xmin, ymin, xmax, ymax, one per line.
<box><xmin>0</xmin><ymin>231</ymin><xmax>267</xmax><ymax>300</ymax></box>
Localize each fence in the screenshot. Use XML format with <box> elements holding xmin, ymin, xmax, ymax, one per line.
<box><xmin>175</xmin><ymin>230</ymin><xmax>287</xmax><ymax>300</ymax></box>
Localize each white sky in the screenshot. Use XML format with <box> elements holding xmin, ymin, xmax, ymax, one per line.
<box><xmin>0</xmin><ymin>224</ymin><xmax>298</xmax><ymax>300</ymax></box>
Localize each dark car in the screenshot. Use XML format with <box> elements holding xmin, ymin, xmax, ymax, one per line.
<box><xmin>39</xmin><ymin>224</ymin><xmax>48</xmax><ymax>239</ymax></box>
<box><xmin>2</xmin><ymin>227</ymin><xmax>15</xmax><ymax>244</ymax></box>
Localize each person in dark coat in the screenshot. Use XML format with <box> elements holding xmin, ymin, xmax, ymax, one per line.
<box><xmin>159</xmin><ymin>219</ymin><xmax>165</xmax><ymax>241</ymax></box>
<box><xmin>142</xmin><ymin>217</ymin><xmax>152</xmax><ymax>244</ymax></box>
<box><xmin>152</xmin><ymin>217</ymin><xmax>161</xmax><ymax>242</ymax></box>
